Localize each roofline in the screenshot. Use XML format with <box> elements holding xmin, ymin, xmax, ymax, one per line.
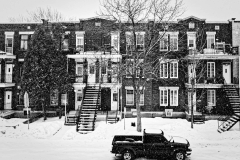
<box><xmin>177</xmin><ymin>16</ymin><xmax>206</xmax><ymax>22</ymax></box>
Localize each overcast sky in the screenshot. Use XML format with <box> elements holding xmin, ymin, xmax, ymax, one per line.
<box><xmin>0</xmin><ymin>0</ymin><xmax>239</xmax><ymax>22</ymax></box>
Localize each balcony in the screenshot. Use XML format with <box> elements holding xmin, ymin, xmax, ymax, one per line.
<box><xmin>0</xmin><ymin>74</ymin><xmax>15</xmax><ymax>87</ymax></box>
<box><xmin>187</xmin><ymin>48</ymin><xmax>239</xmax><ymax>60</ymax></box>
<box><xmin>0</xmin><ymin>51</ymin><xmax>16</xmax><ymax>59</ymax></box>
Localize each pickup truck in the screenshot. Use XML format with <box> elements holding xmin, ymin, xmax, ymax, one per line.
<box><xmin>111</xmin><ymin>129</ymin><xmax>192</xmax><ymax>160</ymax></box>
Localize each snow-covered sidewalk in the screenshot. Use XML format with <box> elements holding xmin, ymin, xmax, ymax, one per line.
<box><xmin>0</xmin><ymin>116</ymin><xmax>240</xmax><ymax>160</ymax></box>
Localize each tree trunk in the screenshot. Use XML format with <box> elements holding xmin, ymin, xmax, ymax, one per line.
<box><xmin>42</xmin><ymin>100</ymin><xmax>47</xmax><ymax>121</ymax></box>
<box><xmin>136</xmin><ymin>92</ymin><xmax>142</xmax><ymax>132</ymax></box>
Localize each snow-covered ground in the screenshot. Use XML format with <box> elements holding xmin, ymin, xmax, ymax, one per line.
<box><xmin>0</xmin><ymin>116</ymin><xmax>240</xmax><ymax>160</ymax></box>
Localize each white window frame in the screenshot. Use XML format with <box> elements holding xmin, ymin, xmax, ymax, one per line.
<box><xmin>76</xmin><ymin>31</ymin><xmax>85</xmax><ymax>52</ymax></box>
<box><xmin>126</xmin><ymin>89</ymin><xmax>134</xmax><ymax>105</ymax></box>
<box><xmin>207</xmin><ymin>62</ymin><xmax>215</xmax><ymax>78</ymax></box>
<box><xmin>170</xmin><ymin>88</ymin><xmax>178</xmax><ymax>106</ymax></box>
<box><xmin>170</xmin><ymin>61</ymin><xmax>178</xmax><ymax>78</ymax></box>
<box><xmin>126</xmin><ymin>32</ymin><xmax>134</xmax><ymax>53</ymax></box>
<box><xmin>206</xmin><ymin>32</ymin><xmax>216</xmax><ymax>49</ymax></box>
<box><xmin>169</xmin><ymin>32</ymin><xmax>178</xmax><ymax>51</ymax></box>
<box><xmin>160</xmin><ymin>88</ymin><xmax>168</xmax><ymax>106</ymax></box>
<box><xmin>19</xmin><ymin>31</ymin><xmax>34</xmax><ymax>51</ymax></box>
<box><xmin>207</xmin><ymin>90</ymin><xmax>216</xmax><ymax>106</ymax></box>
<box><xmin>136</xmin><ymin>32</ymin><xmax>145</xmax><ymax>51</ymax></box>
<box><xmin>189</xmin><ymin>22</ymin><xmax>195</xmax><ymax>29</ymax></box>
<box><xmin>111</xmin><ymin>32</ymin><xmax>119</xmax><ymax>53</ymax></box>
<box><xmin>160</xmin><ymin>60</ymin><xmax>168</xmax><ymax>78</ymax></box>
<box><xmin>159</xmin><ymin>32</ymin><xmax>178</xmax><ymax>51</ymax></box>
<box><xmin>76</xmin><ymin>65</ymin><xmax>83</xmax><ymax>76</ymax></box>
<box><xmin>5</xmin><ymin>32</ymin><xmax>14</xmax><ymax>54</ymax></box>
<box><xmin>125</xmin><ymin>86</ymin><xmax>144</xmax><ymax>106</ymax></box>
<box><xmin>159</xmin><ymin>33</ymin><xmax>168</xmax><ymax>51</ymax></box>
<box><xmin>187</xmin><ymin>32</ymin><xmax>196</xmax><ymax>49</ymax></box>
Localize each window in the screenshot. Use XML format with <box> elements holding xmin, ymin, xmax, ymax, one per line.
<box><xmin>61</xmin><ymin>94</ymin><xmax>68</xmax><ymax>105</ymax></box>
<box><xmin>89</xmin><ymin>65</ymin><xmax>95</xmax><ymax>74</ymax></box>
<box><xmin>160</xmin><ymin>89</ymin><xmax>168</xmax><ymax>106</ymax></box>
<box><xmin>20</xmin><ymin>35</ymin><xmax>29</xmax><ymax>50</ymax></box>
<box><xmin>159</xmin><ymin>32</ymin><xmax>178</xmax><ymax>51</ymax></box>
<box><xmin>113</xmin><ymin>93</ymin><xmax>118</xmax><ymax>101</ymax></box>
<box><xmin>76</xmin><ymin>66</ymin><xmax>83</xmax><ymax>76</ymax></box>
<box><xmin>170</xmin><ymin>61</ymin><xmax>178</xmax><ymax>78</ymax></box>
<box><xmin>215</xmin><ymin>25</ymin><xmax>220</xmax><ymax>30</ymax></box>
<box><xmin>126</xmin><ymin>90</ymin><xmax>134</xmax><ymax>105</ymax></box>
<box><xmin>160</xmin><ymin>62</ymin><xmax>168</xmax><ymax>78</ymax></box>
<box><xmin>111</xmin><ymin>32</ymin><xmax>119</xmax><ymax>53</ymax></box>
<box><xmin>207</xmin><ymin>90</ymin><xmax>216</xmax><ymax>106</ymax></box>
<box><xmin>62</xmin><ymin>32</ymin><xmax>69</xmax><ymax>50</ymax></box>
<box><xmin>126</xmin><ymin>32</ymin><xmax>134</xmax><ymax>52</ymax></box>
<box><xmin>207</xmin><ymin>62</ymin><xmax>215</xmax><ymax>78</ymax></box>
<box><xmin>189</xmin><ymin>22</ymin><xmax>195</xmax><ymax>29</ymax></box>
<box><xmin>5</xmin><ymin>32</ymin><xmax>14</xmax><ymax>54</ymax></box>
<box><xmin>77</xmin><ymin>93</ymin><xmax>82</xmax><ymax>101</ymax></box>
<box><xmin>136</xmin><ymin>32</ymin><xmax>144</xmax><ymax>50</ymax></box>
<box><xmin>50</xmin><ymin>90</ymin><xmax>58</xmax><ymax>106</ymax></box>
<box><xmin>101</xmin><ymin>66</ymin><xmax>107</xmax><ymax>75</ymax></box>
<box><xmin>187</xmin><ymin>32</ymin><xmax>196</xmax><ymax>49</ymax></box>
<box><xmin>170</xmin><ymin>33</ymin><xmax>178</xmax><ymax>51</ymax></box>
<box><xmin>126</xmin><ymin>60</ymin><xmax>133</xmax><ymax>78</ymax></box>
<box><xmin>206</xmin><ymin>32</ymin><xmax>216</xmax><ymax>49</ymax></box>
<box><xmin>126</xmin><ymin>89</ymin><xmax>144</xmax><ymax>105</ymax></box>
<box><xmin>160</xmin><ymin>33</ymin><xmax>168</xmax><ymax>51</ymax></box>
<box><xmin>95</xmin><ymin>22</ymin><xmax>101</xmax><ymax>27</ymax></box>
<box><xmin>126</xmin><ymin>32</ymin><xmax>145</xmax><ymax>52</ymax></box>
<box><xmin>76</xmin><ymin>31</ymin><xmax>84</xmax><ymax>52</ymax></box>
<box><xmin>170</xmin><ymin>89</ymin><xmax>178</xmax><ymax>106</ymax></box>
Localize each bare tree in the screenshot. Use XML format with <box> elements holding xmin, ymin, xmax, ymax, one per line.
<box><xmin>99</xmin><ymin>0</ymin><xmax>184</xmax><ymax>132</ymax></box>
<box><xmin>9</xmin><ymin>7</ymin><xmax>67</xmax><ymax>22</ymax></box>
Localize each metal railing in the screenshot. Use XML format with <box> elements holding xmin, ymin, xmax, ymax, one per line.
<box><xmin>76</xmin><ymin>75</ymin><xmax>88</xmax><ymax>131</ymax></box>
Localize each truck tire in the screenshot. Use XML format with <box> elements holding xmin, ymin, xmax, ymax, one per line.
<box><xmin>122</xmin><ymin>150</ymin><xmax>135</xmax><ymax>160</ymax></box>
<box><xmin>173</xmin><ymin>151</ymin><xmax>185</xmax><ymax>160</ymax></box>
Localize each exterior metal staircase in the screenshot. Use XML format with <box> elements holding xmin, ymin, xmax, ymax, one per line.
<box><xmin>76</xmin><ymin>85</ymin><xmax>101</xmax><ymax>134</ymax></box>
<box><xmin>217</xmin><ymin>85</ymin><xmax>240</xmax><ymax>133</ymax></box>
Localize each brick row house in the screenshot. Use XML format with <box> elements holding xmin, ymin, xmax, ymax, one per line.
<box><xmin>0</xmin><ymin>16</ymin><xmax>239</xmax><ymax>124</ymax></box>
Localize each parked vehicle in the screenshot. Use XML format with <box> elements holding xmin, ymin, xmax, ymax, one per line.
<box><xmin>111</xmin><ymin>129</ymin><xmax>192</xmax><ymax>160</ymax></box>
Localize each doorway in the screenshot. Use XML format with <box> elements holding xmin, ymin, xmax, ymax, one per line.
<box><xmin>222</xmin><ymin>63</ymin><xmax>231</xmax><ymax>84</ymax></box>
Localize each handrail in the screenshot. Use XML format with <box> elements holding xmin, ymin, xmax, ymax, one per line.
<box><xmin>96</xmin><ymin>82</ymin><xmax>101</xmax><ymax>125</ymax></box>
<box><xmin>76</xmin><ymin>75</ymin><xmax>88</xmax><ymax>131</ymax></box>
<box><xmin>106</xmin><ymin>110</ymin><xmax>108</xmax><ymax>124</ymax></box>
<box><xmin>218</xmin><ymin>77</ymin><xmax>239</xmax><ymax>129</ymax></box>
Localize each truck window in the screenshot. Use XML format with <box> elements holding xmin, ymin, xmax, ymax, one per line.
<box><xmin>145</xmin><ymin>135</ymin><xmax>164</xmax><ymax>143</ymax></box>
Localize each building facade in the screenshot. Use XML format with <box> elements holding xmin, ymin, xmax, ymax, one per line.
<box><xmin>0</xmin><ymin>16</ymin><xmax>239</xmax><ymax>117</ymax></box>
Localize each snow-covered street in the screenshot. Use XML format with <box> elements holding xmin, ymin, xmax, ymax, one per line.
<box><xmin>0</xmin><ymin>116</ymin><xmax>240</xmax><ymax>160</ymax></box>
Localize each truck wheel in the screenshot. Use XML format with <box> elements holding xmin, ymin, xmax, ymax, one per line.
<box><xmin>173</xmin><ymin>151</ymin><xmax>185</xmax><ymax>160</ymax></box>
<box><xmin>122</xmin><ymin>150</ymin><xmax>135</xmax><ymax>160</ymax></box>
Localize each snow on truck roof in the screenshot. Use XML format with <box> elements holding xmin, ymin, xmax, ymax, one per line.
<box><xmin>144</xmin><ymin>129</ymin><xmax>164</xmax><ymax>134</ymax></box>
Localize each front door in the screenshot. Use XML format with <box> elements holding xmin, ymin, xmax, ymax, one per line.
<box><xmin>88</xmin><ymin>59</ymin><xmax>95</xmax><ymax>83</ymax></box>
<box><xmin>5</xmin><ymin>64</ymin><xmax>13</xmax><ymax>83</ymax></box>
<box><xmin>76</xmin><ymin>64</ymin><xmax>83</xmax><ymax>83</ymax></box>
<box><xmin>75</xmin><ymin>89</ymin><xmax>83</xmax><ymax>110</ymax></box>
<box><xmin>188</xmin><ymin>91</ymin><xmax>196</xmax><ymax>112</ymax></box>
<box><xmin>5</xmin><ymin>91</ymin><xmax>12</xmax><ymax>109</ymax></box>
<box><xmin>111</xmin><ymin>88</ymin><xmax>118</xmax><ymax>110</ymax></box>
<box><xmin>188</xmin><ymin>64</ymin><xmax>196</xmax><ymax>84</ymax></box>
<box><xmin>111</xmin><ymin>64</ymin><xmax>118</xmax><ymax>83</ymax></box>
<box><xmin>222</xmin><ymin>64</ymin><xmax>231</xmax><ymax>84</ymax></box>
